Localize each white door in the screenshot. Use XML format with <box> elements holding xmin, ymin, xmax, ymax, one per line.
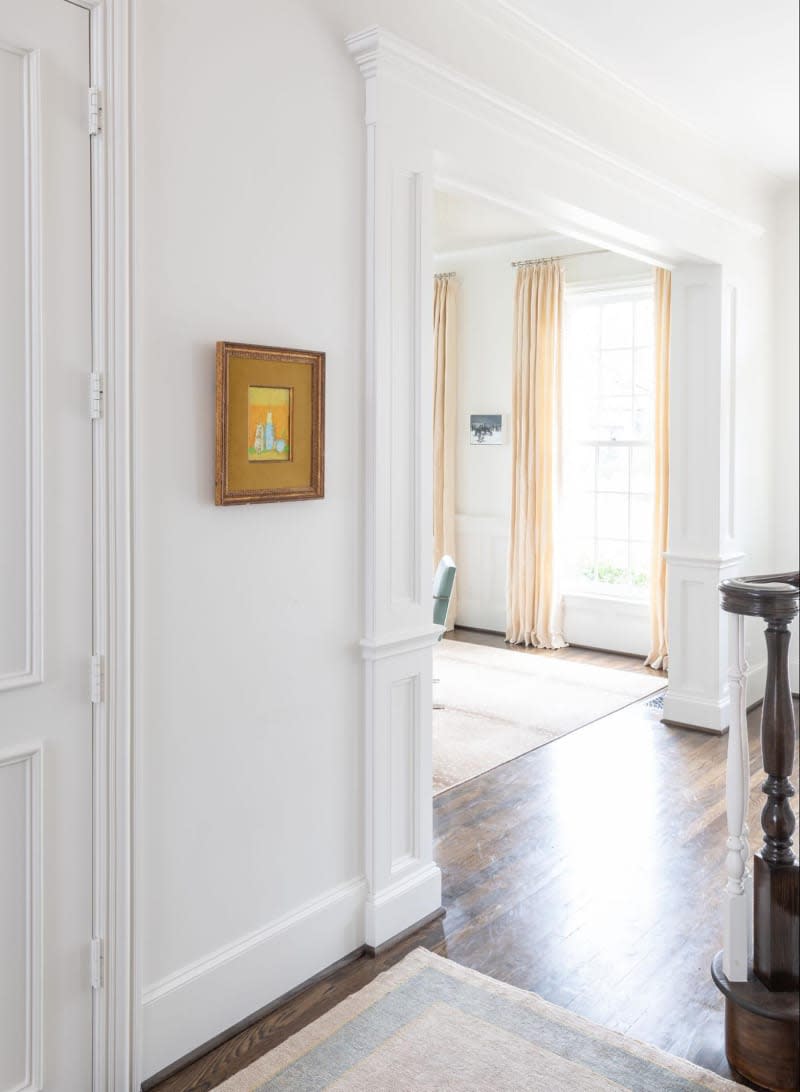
<box><xmin>0</xmin><ymin>1</ymin><xmax>93</xmax><ymax>1089</ymax></box>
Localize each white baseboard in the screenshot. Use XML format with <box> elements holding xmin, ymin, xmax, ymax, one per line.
<box><xmin>364</xmin><ymin>862</ymin><xmax>442</xmax><ymax>949</ymax></box>
<box><xmin>141</xmin><ymin>876</ymin><xmax>367</xmax><ymax>1080</ymax></box>
<box><xmin>662</xmin><ymin>691</ymin><xmax>729</xmax><ymax>734</ymax></box>
<box><xmin>662</xmin><ymin>659</ymin><xmax>769</xmax><ymax>734</ymax></box>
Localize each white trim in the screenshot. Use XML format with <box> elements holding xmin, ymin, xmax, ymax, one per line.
<box><xmin>664</xmin><ymin>659</ymin><xmax>768</xmax><ymax>736</ymax></box>
<box><xmin>68</xmin><ymin>1</ymin><xmax>136</xmax><ymax>1088</ymax></box>
<box><xmin>662</xmin><ymin>691</ymin><xmax>729</xmax><ymax>734</ymax></box>
<box><xmin>663</xmin><ymin>551</ymin><xmax>746</xmax><ymax>568</ymax></box>
<box><xmin>142</xmin><ymin>878</ymin><xmax>366</xmax><ymax>1006</ymax></box>
<box><xmin>433</xmin><ymin>232</ymin><xmax>570</xmax><ymax>262</ymax></box>
<box><xmin>364</xmin><ymin>863</ymin><xmax>442</xmax><ymax>949</ymax></box>
<box><xmin>360</xmin><ymin>628</ymin><xmax>443</xmax><ymax>661</ymax></box>
<box><xmin>141</xmin><ymin>878</ymin><xmax>367</xmax><ymax>1080</ymax></box>
<box><xmin>433</xmin><ymin>175</ymin><xmax>670</xmax><ymax>269</ymax></box>
<box><xmin>0</xmin><ymin>744</ymin><xmax>43</xmax><ymax>1091</ymax></box>
<box><xmin>346</xmin><ymin>27</ymin><xmax>766</xmax><ymax>240</ymax></box>
<box><xmin>0</xmin><ymin>46</ymin><xmax>42</xmax><ymax>694</ymax></box>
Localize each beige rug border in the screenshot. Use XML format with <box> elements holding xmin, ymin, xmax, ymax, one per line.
<box><xmin>436</xmin><ymin>639</ymin><xmax>665</xmax><ymax>694</ymax></box>
<box><xmin>216</xmin><ymin>947</ymin><xmax>738</xmax><ymax>1091</ymax></box>
<box><xmin>435</xmin><ymin>640</ymin><xmax>666</xmax><ymax>795</ymax></box>
<box><xmin>435</xmin><ymin>684</ymin><xmax>666</xmax><ymax>797</ymax></box>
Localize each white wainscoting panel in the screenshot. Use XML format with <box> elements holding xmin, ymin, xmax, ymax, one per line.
<box><xmin>0</xmin><ymin>43</ymin><xmax>42</xmax><ymax>692</ymax></box>
<box><xmin>390</xmin><ymin>676</ymin><xmax>418</xmax><ymax>871</ymax></box>
<box><xmin>0</xmin><ymin>747</ymin><xmax>42</xmax><ymax>1092</ymax></box>
<box><xmin>454</xmin><ymin>514</ymin><xmax>508</xmax><ymax>632</ymax></box>
<box><xmin>562</xmin><ymin>594</ymin><xmax>649</xmax><ymax>657</ymax></box>
<box><xmin>361</xmin><ymin>633</ymin><xmax>440</xmax><ymax>947</ymax></box>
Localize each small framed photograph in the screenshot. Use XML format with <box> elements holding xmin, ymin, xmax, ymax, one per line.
<box><xmin>215</xmin><ymin>341</ymin><xmax>325</xmax><ymax>504</ymax></box>
<box><xmin>470</xmin><ymin>413</ymin><xmax>503</xmax><ymax>445</ymax></box>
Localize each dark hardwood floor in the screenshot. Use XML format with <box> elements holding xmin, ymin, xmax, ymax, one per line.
<box><xmin>148</xmin><ymin>648</ymin><xmax>781</xmax><ymax>1092</ymax></box>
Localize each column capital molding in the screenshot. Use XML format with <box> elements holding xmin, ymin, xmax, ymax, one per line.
<box><xmin>360</xmin><ymin>627</ymin><xmax>443</xmax><ymax>662</ymax></box>
<box><xmin>664</xmin><ymin>551</ymin><xmax>745</xmax><ymax>570</ymax></box>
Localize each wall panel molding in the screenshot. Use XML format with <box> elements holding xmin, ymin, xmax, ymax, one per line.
<box><xmin>0</xmin><ymin>746</ymin><xmax>42</xmax><ymax>1092</ymax></box>
<box><xmin>0</xmin><ymin>44</ymin><xmax>42</xmax><ymax>694</ymax></box>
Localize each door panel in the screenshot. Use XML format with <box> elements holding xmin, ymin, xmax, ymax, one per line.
<box><xmin>0</xmin><ymin>2</ymin><xmax>92</xmax><ymax>1088</ymax></box>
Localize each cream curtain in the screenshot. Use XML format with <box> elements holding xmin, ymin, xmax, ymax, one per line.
<box><xmin>433</xmin><ymin>274</ymin><xmax>458</xmax><ymax>629</ymax></box>
<box><xmin>506</xmin><ymin>261</ymin><xmax>566</xmax><ymax>649</ymax></box>
<box><xmin>645</xmin><ymin>268</ymin><xmax>671</xmax><ymax>670</ymax></box>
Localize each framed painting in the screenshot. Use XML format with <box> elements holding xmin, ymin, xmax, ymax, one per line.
<box><xmin>470</xmin><ymin>413</ymin><xmax>504</xmax><ymax>445</ymax></box>
<box><xmin>215</xmin><ymin>341</ymin><xmax>325</xmax><ymax>504</ymax></box>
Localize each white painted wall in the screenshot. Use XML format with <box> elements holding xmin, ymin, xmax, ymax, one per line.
<box><xmin>132</xmin><ymin>0</ymin><xmax>795</xmax><ymax>1077</ymax></box>
<box><xmin>135</xmin><ymin>0</ymin><xmax>366</xmax><ymax>1076</ymax></box>
<box><xmin>434</xmin><ymin>240</ymin><xmax>653</xmax><ymax>654</ymax></box>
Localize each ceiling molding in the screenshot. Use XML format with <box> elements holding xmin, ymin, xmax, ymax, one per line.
<box><xmin>458</xmin><ymin>0</ymin><xmax>720</xmax><ymax>145</ymax></box>
<box><xmin>457</xmin><ymin>0</ymin><xmax>787</xmax><ymax>186</ymax></box>
<box><xmin>346</xmin><ymin>26</ymin><xmax>766</xmax><ymax>240</ymax></box>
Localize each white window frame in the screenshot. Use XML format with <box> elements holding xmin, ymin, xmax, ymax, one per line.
<box><xmin>563</xmin><ymin>278</ymin><xmax>655</xmax><ymax>601</ymax></box>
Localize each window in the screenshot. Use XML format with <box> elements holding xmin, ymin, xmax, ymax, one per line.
<box><xmin>562</xmin><ymin>284</ymin><xmax>655</xmax><ymax>598</ymax></box>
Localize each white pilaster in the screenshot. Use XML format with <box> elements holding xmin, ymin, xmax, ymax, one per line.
<box><xmin>349</xmin><ymin>29</ymin><xmax>442</xmax><ymax>948</ymax></box>
<box><xmin>663</xmin><ymin>265</ymin><xmax>743</xmax><ymax>732</ymax></box>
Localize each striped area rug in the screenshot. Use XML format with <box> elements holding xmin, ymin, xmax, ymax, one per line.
<box><xmin>217</xmin><ymin>949</ymin><xmax>738</xmax><ymax>1090</ymax></box>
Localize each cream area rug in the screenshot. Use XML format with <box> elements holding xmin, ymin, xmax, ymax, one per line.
<box><xmin>217</xmin><ymin>948</ymin><xmax>737</xmax><ymax>1090</ymax></box>
<box><xmin>433</xmin><ymin>640</ymin><xmax>664</xmax><ymax>794</ymax></box>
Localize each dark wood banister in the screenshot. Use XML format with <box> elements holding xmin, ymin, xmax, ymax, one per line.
<box><xmin>714</xmin><ymin>570</ymin><xmax>799</xmax><ymax>1089</ymax></box>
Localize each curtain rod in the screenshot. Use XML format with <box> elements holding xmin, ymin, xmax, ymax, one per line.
<box><xmin>434</xmin><ymin>271</ymin><xmax>457</xmax><ymax>278</ymax></box>
<box><xmin>512</xmin><ymin>249</ymin><xmax>610</xmax><ymax>267</ymax></box>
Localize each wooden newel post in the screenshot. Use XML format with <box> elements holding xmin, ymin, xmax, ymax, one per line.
<box><xmin>713</xmin><ymin>572</ymin><xmax>799</xmax><ymax>1092</ymax></box>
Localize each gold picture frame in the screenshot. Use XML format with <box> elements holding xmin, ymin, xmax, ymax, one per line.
<box><xmin>215</xmin><ymin>341</ymin><xmax>325</xmax><ymax>505</ymax></box>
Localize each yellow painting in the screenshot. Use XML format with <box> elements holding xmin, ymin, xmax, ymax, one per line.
<box><xmin>248</xmin><ymin>386</ymin><xmax>291</xmax><ymax>461</ymax></box>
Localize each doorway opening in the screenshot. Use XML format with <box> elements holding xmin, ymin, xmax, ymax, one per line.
<box><xmin>430</xmin><ymin>186</ymin><xmax>666</xmax><ymax>795</ymax></box>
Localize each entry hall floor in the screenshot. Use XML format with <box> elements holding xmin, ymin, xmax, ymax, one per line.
<box><xmin>149</xmin><ymin>690</ymin><xmax>778</xmax><ymax>1091</ymax></box>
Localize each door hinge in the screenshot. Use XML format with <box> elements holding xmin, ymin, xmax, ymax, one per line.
<box><xmin>90</xmin><ymin>937</ymin><xmax>104</xmax><ymax>990</ymax></box>
<box><xmin>88</xmin><ymin>86</ymin><xmax>102</xmax><ymax>136</ymax></box>
<box><xmin>89</xmin><ymin>371</ymin><xmax>103</xmax><ymax>420</ymax></box>
<box><xmin>90</xmin><ymin>654</ymin><xmax>104</xmax><ymax>704</ymax></box>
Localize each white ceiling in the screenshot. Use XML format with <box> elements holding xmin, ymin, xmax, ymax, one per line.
<box><xmin>507</xmin><ymin>0</ymin><xmax>799</xmax><ymax>180</ymax></box>
<box><xmin>433</xmin><ymin>189</ymin><xmax>559</xmax><ymax>253</ymax></box>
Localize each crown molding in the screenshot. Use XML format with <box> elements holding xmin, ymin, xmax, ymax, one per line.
<box><xmin>457</xmin><ymin>0</ymin><xmax>784</xmax><ymax>191</ymax></box>
<box><xmin>345</xmin><ymin>25</ymin><xmax>765</xmax><ymax>240</ymax></box>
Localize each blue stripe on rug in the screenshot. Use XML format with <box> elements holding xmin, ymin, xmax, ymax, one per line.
<box><xmin>255</xmin><ymin>966</ymin><xmax>709</xmax><ymax>1091</ymax></box>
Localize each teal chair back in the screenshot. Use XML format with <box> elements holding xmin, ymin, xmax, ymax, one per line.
<box><xmin>433</xmin><ymin>555</ymin><xmax>457</xmax><ymax>633</ymax></box>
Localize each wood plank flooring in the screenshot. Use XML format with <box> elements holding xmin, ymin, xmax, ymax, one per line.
<box><xmin>148</xmin><ymin>645</ymin><xmax>782</xmax><ymax>1092</ymax></box>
